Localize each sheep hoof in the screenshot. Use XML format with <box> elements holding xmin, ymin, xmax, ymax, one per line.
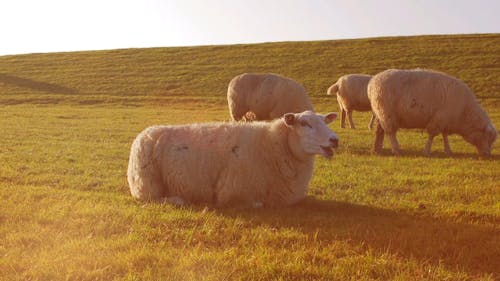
<box><xmin>392</xmin><ymin>150</ymin><xmax>401</xmax><ymax>156</ymax></box>
<box><xmin>162</xmin><ymin>196</ymin><xmax>186</xmax><ymax>207</ymax></box>
<box><xmin>252</xmin><ymin>202</ymin><xmax>264</xmax><ymax>208</ymax></box>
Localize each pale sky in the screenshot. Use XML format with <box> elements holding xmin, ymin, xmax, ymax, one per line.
<box><xmin>1</xmin><ymin>0</ymin><xmax>499</xmax><ymax>56</ymax></box>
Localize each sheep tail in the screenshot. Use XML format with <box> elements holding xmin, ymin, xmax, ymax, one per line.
<box><xmin>327</xmin><ymin>83</ymin><xmax>339</xmax><ymax>96</ymax></box>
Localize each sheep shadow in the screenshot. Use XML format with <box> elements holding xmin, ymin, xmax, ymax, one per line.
<box><xmin>215</xmin><ymin>198</ymin><xmax>499</xmax><ymax>278</ymax></box>
<box><xmin>339</xmin><ymin>145</ymin><xmax>499</xmax><ymax>160</ymax></box>
<box><xmin>366</xmin><ymin>147</ymin><xmax>500</xmax><ymax>160</ymax></box>
<box><xmin>0</xmin><ymin>73</ymin><xmax>79</xmax><ymax>95</ymax></box>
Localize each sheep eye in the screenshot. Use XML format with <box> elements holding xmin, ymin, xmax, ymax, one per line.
<box><xmin>300</xmin><ymin>120</ymin><xmax>312</xmax><ymax>128</ymax></box>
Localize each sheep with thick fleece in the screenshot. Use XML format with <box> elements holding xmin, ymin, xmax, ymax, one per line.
<box><xmin>227</xmin><ymin>73</ymin><xmax>313</xmax><ymax>121</ymax></box>
<box><xmin>368</xmin><ymin>69</ymin><xmax>497</xmax><ymax>156</ymax></box>
<box><xmin>127</xmin><ymin>111</ymin><xmax>339</xmax><ymax>207</ymax></box>
<box><xmin>327</xmin><ymin>74</ymin><xmax>375</xmax><ymax>129</ymax></box>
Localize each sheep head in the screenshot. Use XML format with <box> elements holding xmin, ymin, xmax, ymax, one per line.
<box><xmin>464</xmin><ymin>123</ymin><xmax>497</xmax><ymax>157</ymax></box>
<box><xmin>284</xmin><ymin>110</ymin><xmax>339</xmax><ymax>158</ymax></box>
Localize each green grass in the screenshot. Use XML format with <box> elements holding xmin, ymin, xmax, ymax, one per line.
<box><xmin>0</xmin><ymin>34</ymin><xmax>499</xmax><ymax>280</ymax></box>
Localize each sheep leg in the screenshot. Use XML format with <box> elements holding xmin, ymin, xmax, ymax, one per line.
<box><xmin>424</xmin><ymin>134</ymin><xmax>435</xmax><ymax>156</ymax></box>
<box><xmin>443</xmin><ymin>134</ymin><xmax>452</xmax><ymax>155</ymax></box>
<box><xmin>387</xmin><ymin>131</ymin><xmax>401</xmax><ymax>155</ymax></box>
<box><xmin>228</xmin><ymin>103</ymin><xmax>248</xmax><ymax>121</ymax></box>
<box><xmin>230</xmin><ymin>110</ymin><xmax>243</xmax><ymax>121</ymax></box>
<box><xmin>340</xmin><ymin>108</ymin><xmax>346</xmax><ymax>128</ymax></box>
<box><xmin>372</xmin><ymin>121</ymin><xmax>385</xmax><ymax>153</ymax></box>
<box><xmin>347</xmin><ymin>110</ymin><xmax>356</xmax><ymax>129</ymax></box>
<box><xmin>368</xmin><ymin>113</ymin><xmax>375</xmax><ymax>130</ymax></box>
<box><xmin>426</xmin><ymin>121</ymin><xmax>447</xmax><ymax>156</ymax></box>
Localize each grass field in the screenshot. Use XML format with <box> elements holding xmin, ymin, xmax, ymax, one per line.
<box><xmin>0</xmin><ymin>34</ymin><xmax>499</xmax><ymax>280</ymax></box>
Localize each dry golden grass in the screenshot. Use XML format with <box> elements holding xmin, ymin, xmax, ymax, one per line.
<box><xmin>0</xmin><ymin>34</ymin><xmax>499</xmax><ymax>280</ymax></box>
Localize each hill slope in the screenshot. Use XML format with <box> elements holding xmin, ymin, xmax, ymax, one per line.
<box><xmin>1</xmin><ymin>34</ymin><xmax>499</xmax><ymax>105</ymax></box>
<box><xmin>0</xmin><ymin>34</ymin><xmax>499</xmax><ymax>280</ymax></box>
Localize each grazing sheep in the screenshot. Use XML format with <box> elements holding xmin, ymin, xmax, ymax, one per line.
<box><xmin>327</xmin><ymin>74</ymin><xmax>375</xmax><ymax>129</ymax></box>
<box><xmin>368</xmin><ymin>69</ymin><xmax>497</xmax><ymax>157</ymax></box>
<box><xmin>227</xmin><ymin>73</ymin><xmax>313</xmax><ymax>121</ymax></box>
<box><xmin>127</xmin><ymin>111</ymin><xmax>339</xmax><ymax>207</ymax></box>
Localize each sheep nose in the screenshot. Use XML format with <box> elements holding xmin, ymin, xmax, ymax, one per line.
<box><xmin>330</xmin><ymin>137</ymin><xmax>339</xmax><ymax>148</ymax></box>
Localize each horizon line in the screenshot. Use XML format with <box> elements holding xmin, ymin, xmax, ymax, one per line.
<box><xmin>1</xmin><ymin>32</ymin><xmax>498</xmax><ymax>58</ymax></box>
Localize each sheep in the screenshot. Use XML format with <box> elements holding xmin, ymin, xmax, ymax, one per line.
<box><xmin>127</xmin><ymin>110</ymin><xmax>339</xmax><ymax>207</ymax></box>
<box><xmin>327</xmin><ymin>74</ymin><xmax>375</xmax><ymax>129</ymax></box>
<box><xmin>227</xmin><ymin>73</ymin><xmax>313</xmax><ymax>121</ymax></box>
<box><xmin>368</xmin><ymin>69</ymin><xmax>497</xmax><ymax>157</ymax></box>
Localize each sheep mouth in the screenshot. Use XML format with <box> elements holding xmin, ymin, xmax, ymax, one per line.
<box><xmin>320</xmin><ymin>145</ymin><xmax>334</xmax><ymax>158</ymax></box>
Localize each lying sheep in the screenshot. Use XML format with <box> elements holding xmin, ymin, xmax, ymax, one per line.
<box><xmin>327</xmin><ymin>74</ymin><xmax>375</xmax><ymax>129</ymax></box>
<box><xmin>368</xmin><ymin>69</ymin><xmax>497</xmax><ymax>156</ymax></box>
<box><xmin>127</xmin><ymin>111</ymin><xmax>339</xmax><ymax>207</ymax></box>
<box><xmin>227</xmin><ymin>73</ymin><xmax>313</xmax><ymax>121</ymax></box>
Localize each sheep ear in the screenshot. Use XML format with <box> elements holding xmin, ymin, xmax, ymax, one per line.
<box><xmin>284</xmin><ymin>113</ymin><xmax>296</xmax><ymax>126</ymax></box>
<box><xmin>324</xmin><ymin>112</ymin><xmax>338</xmax><ymax>124</ymax></box>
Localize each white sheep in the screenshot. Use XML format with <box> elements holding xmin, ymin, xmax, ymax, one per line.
<box><xmin>227</xmin><ymin>73</ymin><xmax>313</xmax><ymax>121</ymax></box>
<box><xmin>368</xmin><ymin>69</ymin><xmax>497</xmax><ymax>156</ymax></box>
<box><xmin>127</xmin><ymin>110</ymin><xmax>339</xmax><ymax>207</ymax></box>
<box><xmin>327</xmin><ymin>74</ymin><xmax>375</xmax><ymax>129</ymax></box>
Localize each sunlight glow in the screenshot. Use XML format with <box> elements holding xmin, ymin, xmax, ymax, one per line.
<box><xmin>0</xmin><ymin>0</ymin><xmax>498</xmax><ymax>56</ymax></box>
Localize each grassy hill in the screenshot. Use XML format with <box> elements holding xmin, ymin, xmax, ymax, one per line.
<box><xmin>1</xmin><ymin>34</ymin><xmax>499</xmax><ymax>104</ymax></box>
<box><xmin>0</xmin><ymin>34</ymin><xmax>499</xmax><ymax>280</ymax></box>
